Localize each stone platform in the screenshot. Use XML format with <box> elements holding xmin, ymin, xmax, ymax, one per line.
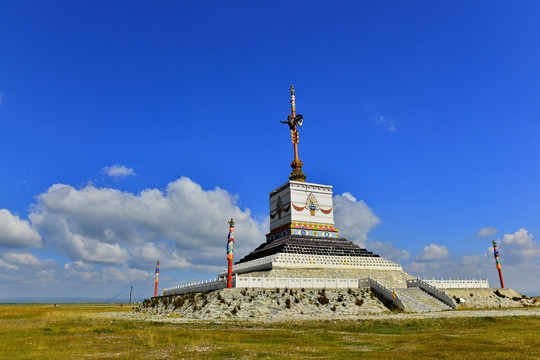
<box><xmin>220</xmin><ymin>234</ymin><xmax>404</xmax><ymax>283</ymax></box>
<box><xmin>142</xmin><ymin>287</ymin><xmax>538</xmax><ymax>320</ymax></box>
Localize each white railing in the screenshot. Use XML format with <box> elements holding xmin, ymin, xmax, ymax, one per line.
<box><xmin>234</xmin><ymin>275</ymin><xmax>364</xmax><ymax>289</ymax></box>
<box><xmin>165</xmin><ymin>275</ymin><xmax>376</xmax><ymax>296</ymax></box>
<box><xmin>163</xmin><ymin>278</ymin><xmax>228</xmax><ymax>296</ymax></box>
<box><xmin>368</xmin><ymin>277</ymin><xmax>406</xmax><ymax>310</ymax></box>
<box><xmin>407</xmin><ymin>278</ymin><xmax>457</xmax><ymax>309</ymax></box>
<box><xmin>423</xmin><ymin>278</ymin><xmax>489</xmax><ymax>289</ymax></box>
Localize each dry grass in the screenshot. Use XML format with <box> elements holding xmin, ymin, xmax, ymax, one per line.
<box><xmin>0</xmin><ymin>304</ymin><xmax>539</xmax><ymax>359</ymax></box>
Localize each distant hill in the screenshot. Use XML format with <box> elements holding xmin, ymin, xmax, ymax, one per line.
<box><xmin>0</xmin><ymin>297</ymin><xmax>120</xmax><ymax>304</ymax></box>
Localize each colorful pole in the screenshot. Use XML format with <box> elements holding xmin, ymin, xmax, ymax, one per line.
<box><xmin>492</xmin><ymin>241</ymin><xmax>505</xmax><ymax>288</ymax></box>
<box><xmin>154</xmin><ymin>260</ymin><xmax>160</xmax><ymax>297</ymax></box>
<box><xmin>226</xmin><ymin>218</ymin><xmax>235</xmax><ymax>288</ymax></box>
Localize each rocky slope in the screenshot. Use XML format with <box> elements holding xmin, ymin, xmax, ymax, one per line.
<box><xmin>140</xmin><ymin>288</ymin><xmax>389</xmax><ymax>320</ymax></box>
<box><xmin>139</xmin><ymin>287</ymin><xmax>538</xmax><ymax>320</ymax></box>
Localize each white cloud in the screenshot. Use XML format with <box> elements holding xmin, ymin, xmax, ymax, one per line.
<box><xmin>496</xmin><ymin>228</ymin><xmax>540</xmax><ymax>264</ymax></box>
<box><xmin>375</xmin><ymin>115</ymin><xmax>396</xmax><ymax>132</ymax></box>
<box><xmin>29</xmin><ymin>177</ymin><xmax>265</xmax><ymax>269</ymax></box>
<box><xmin>414</xmin><ymin>243</ymin><xmax>449</xmax><ymax>262</ymax></box>
<box><xmin>368</xmin><ymin>240</ymin><xmax>410</xmax><ymax>263</ymax></box>
<box><xmin>8</xmin><ymin>180</ymin><xmax>385</xmax><ymax>296</ymax></box>
<box><xmin>129</xmin><ymin>242</ymin><xmax>195</xmax><ymax>271</ymax></box>
<box><xmin>102</xmin><ymin>165</ymin><xmax>136</xmax><ymax>179</ymax></box>
<box><xmin>332</xmin><ymin>193</ymin><xmax>406</xmax><ymax>262</ymax></box>
<box><xmin>476</xmin><ymin>227</ymin><xmax>499</xmax><ymax>238</ymax></box>
<box><xmin>64</xmin><ymin>260</ymin><xmax>92</xmax><ymax>271</ymax></box>
<box><xmin>333</xmin><ymin>192</ymin><xmax>381</xmax><ymax>246</ymax></box>
<box><xmin>0</xmin><ymin>259</ymin><xmax>19</xmax><ymax>270</ymax></box>
<box><xmin>0</xmin><ymin>209</ymin><xmax>42</xmax><ymax>248</ymax></box>
<box><xmin>3</xmin><ymin>252</ymin><xmax>52</xmax><ymax>267</ymax></box>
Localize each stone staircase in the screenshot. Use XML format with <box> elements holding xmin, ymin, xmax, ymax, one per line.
<box><xmin>396</xmin><ymin>287</ymin><xmax>453</xmax><ymax>312</ymax></box>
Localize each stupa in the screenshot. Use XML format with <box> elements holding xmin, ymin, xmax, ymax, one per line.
<box><xmin>219</xmin><ymin>86</ymin><xmax>410</xmax><ymax>288</ymax></box>
<box><xmin>163</xmin><ymin>87</ymin><xmax>502</xmax><ymax>313</ymax></box>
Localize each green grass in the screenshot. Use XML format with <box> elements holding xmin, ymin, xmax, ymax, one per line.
<box><xmin>0</xmin><ymin>304</ymin><xmax>538</xmax><ymax>359</ymax></box>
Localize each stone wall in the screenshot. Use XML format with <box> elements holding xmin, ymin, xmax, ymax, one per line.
<box><xmin>142</xmin><ymin>288</ymin><xmax>390</xmax><ymax>320</ymax></box>
<box><xmin>446</xmin><ymin>288</ymin><xmax>538</xmax><ymax>309</ymax></box>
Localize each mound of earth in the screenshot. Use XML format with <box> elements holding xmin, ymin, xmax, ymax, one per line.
<box><xmin>139</xmin><ymin>288</ymin><xmax>390</xmax><ymax>320</ymax></box>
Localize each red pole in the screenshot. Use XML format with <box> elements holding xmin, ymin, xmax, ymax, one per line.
<box><xmin>226</xmin><ymin>219</ymin><xmax>235</xmax><ymax>288</ymax></box>
<box><xmin>154</xmin><ymin>260</ymin><xmax>160</xmax><ymax>297</ymax></box>
<box><xmin>492</xmin><ymin>241</ymin><xmax>505</xmax><ymax>288</ymax></box>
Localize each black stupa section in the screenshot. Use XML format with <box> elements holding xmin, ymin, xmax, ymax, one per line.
<box><xmin>236</xmin><ymin>234</ymin><xmax>380</xmax><ymax>265</ymax></box>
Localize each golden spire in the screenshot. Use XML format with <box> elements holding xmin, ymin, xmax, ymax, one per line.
<box><xmin>280</xmin><ymin>85</ymin><xmax>306</xmax><ymax>182</ymax></box>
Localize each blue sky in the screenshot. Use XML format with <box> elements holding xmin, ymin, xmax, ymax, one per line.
<box><xmin>1</xmin><ymin>1</ymin><xmax>539</xmax><ymax>298</ymax></box>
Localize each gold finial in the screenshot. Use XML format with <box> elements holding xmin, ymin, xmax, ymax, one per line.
<box><xmin>278</xmin><ymin>85</ymin><xmax>306</xmax><ymax>182</ymax></box>
<box><xmin>228</xmin><ymin>218</ymin><xmax>235</xmax><ymax>226</ymax></box>
<box><xmin>492</xmin><ymin>240</ymin><xmax>497</xmax><ymax>246</ymax></box>
<box><xmin>156</xmin><ymin>260</ymin><xmax>159</xmax><ymax>265</ymax></box>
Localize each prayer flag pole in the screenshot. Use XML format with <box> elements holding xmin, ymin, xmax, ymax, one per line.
<box><xmin>492</xmin><ymin>241</ymin><xmax>505</xmax><ymax>288</ymax></box>
<box><xmin>154</xmin><ymin>260</ymin><xmax>160</xmax><ymax>297</ymax></box>
<box><xmin>226</xmin><ymin>219</ymin><xmax>235</xmax><ymax>288</ymax></box>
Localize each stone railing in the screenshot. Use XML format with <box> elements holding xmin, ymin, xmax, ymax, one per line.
<box><xmin>163</xmin><ymin>278</ymin><xmax>228</xmax><ymax>296</ymax></box>
<box><xmin>234</xmin><ymin>274</ymin><xmax>363</xmax><ymax>289</ymax></box>
<box><xmin>225</xmin><ymin>255</ymin><xmax>276</xmax><ymax>276</ymax></box>
<box><xmin>423</xmin><ymin>278</ymin><xmax>489</xmax><ymax>289</ymax></box>
<box><xmin>165</xmin><ymin>275</ymin><xmax>381</xmax><ymax>296</ymax></box>
<box><xmin>367</xmin><ymin>277</ymin><xmax>406</xmax><ymax>310</ymax></box>
<box><xmin>407</xmin><ymin>278</ymin><xmax>457</xmax><ymax>309</ymax></box>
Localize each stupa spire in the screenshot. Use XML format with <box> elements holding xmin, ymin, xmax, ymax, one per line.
<box><xmin>281</xmin><ymin>85</ymin><xmax>306</xmax><ymax>182</ymax></box>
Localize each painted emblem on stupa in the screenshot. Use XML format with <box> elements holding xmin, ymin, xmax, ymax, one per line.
<box><xmin>292</xmin><ymin>192</ymin><xmax>333</xmax><ymax>216</ymax></box>
<box><xmin>270</xmin><ymin>195</ymin><xmax>290</xmax><ymax>219</ymax></box>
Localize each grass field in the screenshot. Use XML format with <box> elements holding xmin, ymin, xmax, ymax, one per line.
<box><xmin>0</xmin><ymin>304</ymin><xmax>538</xmax><ymax>359</ymax></box>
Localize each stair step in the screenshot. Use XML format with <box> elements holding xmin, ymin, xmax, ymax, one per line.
<box><xmin>395</xmin><ymin>287</ymin><xmax>452</xmax><ymax>312</ymax></box>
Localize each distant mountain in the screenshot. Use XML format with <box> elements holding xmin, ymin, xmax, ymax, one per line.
<box><xmin>0</xmin><ymin>297</ymin><xmax>112</xmax><ymax>304</ymax></box>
